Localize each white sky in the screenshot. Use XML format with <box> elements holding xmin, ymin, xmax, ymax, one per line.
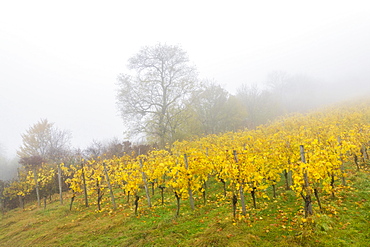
<box><xmin>1</xmin><ymin>0</ymin><xmax>370</xmax><ymax>157</ymax></box>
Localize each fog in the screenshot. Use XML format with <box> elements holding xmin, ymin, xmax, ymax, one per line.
<box><xmin>1</xmin><ymin>1</ymin><xmax>370</xmax><ymax>169</ymax></box>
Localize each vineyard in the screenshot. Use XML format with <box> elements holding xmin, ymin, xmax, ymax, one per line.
<box><xmin>1</xmin><ymin>101</ymin><xmax>370</xmax><ymax>246</ymax></box>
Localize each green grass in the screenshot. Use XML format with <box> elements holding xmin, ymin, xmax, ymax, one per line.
<box><xmin>1</xmin><ymin>167</ymin><xmax>369</xmax><ymax>246</ymax></box>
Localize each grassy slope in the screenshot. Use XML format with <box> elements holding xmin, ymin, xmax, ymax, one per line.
<box><xmin>1</xmin><ymin>166</ymin><xmax>369</xmax><ymax>247</ymax></box>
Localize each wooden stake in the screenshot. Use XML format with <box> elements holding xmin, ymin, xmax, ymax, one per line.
<box><xmin>139</xmin><ymin>159</ymin><xmax>152</xmax><ymax>208</ymax></box>
<box><xmin>184</xmin><ymin>154</ymin><xmax>195</xmax><ymax>210</ymax></box>
<box><xmin>81</xmin><ymin>162</ymin><xmax>89</xmax><ymax>207</ymax></box>
<box><xmin>233</xmin><ymin>150</ymin><xmax>247</xmax><ymax>215</ymax></box>
<box><xmin>103</xmin><ymin>162</ymin><xmax>117</xmax><ymax>209</ymax></box>
<box><xmin>300</xmin><ymin>145</ymin><xmax>313</xmax><ymax>217</ymax></box>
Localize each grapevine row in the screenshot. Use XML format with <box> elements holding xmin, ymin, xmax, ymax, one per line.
<box><xmin>3</xmin><ymin>103</ymin><xmax>370</xmax><ymax>218</ymax></box>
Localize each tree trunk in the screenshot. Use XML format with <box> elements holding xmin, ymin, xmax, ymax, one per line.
<box><xmin>331</xmin><ymin>173</ymin><xmax>335</xmax><ymax>198</ymax></box>
<box><xmin>314</xmin><ymin>188</ymin><xmax>322</xmax><ymax>212</ymax></box>
<box><xmin>159</xmin><ymin>186</ymin><xmax>165</xmax><ymax>205</ymax></box>
<box><xmin>69</xmin><ymin>193</ymin><xmax>76</xmax><ymax>211</ymax></box>
<box><xmin>134</xmin><ymin>195</ymin><xmax>140</xmax><ymax>215</ymax></box>
<box><xmin>220</xmin><ymin>178</ymin><xmax>227</xmax><ymax>197</ymax></box>
<box><xmin>232</xmin><ymin>194</ymin><xmax>238</xmax><ymax>219</ymax></box>
<box><xmin>175</xmin><ymin>192</ymin><xmax>181</xmax><ymax>217</ymax></box>
<box><xmin>284</xmin><ymin>169</ymin><xmax>290</xmax><ymax>190</ymax></box>
<box><xmin>272</xmin><ymin>183</ymin><xmax>277</xmax><ymax>198</ymax></box>
<box><xmin>251</xmin><ymin>187</ymin><xmax>257</xmax><ymax>209</ymax></box>
<box><xmin>301</xmin><ymin>193</ymin><xmax>313</xmax><ymax>217</ymax></box>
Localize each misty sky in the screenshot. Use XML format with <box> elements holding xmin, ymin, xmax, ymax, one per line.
<box><xmin>1</xmin><ymin>1</ymin><xmax>370</xmax><ymax>158</ymax></box>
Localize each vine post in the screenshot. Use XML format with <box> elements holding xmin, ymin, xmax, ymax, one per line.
<box><xmin>81</xmin><ymin>162</ymin><xmax>89</xmax><ymax>207</ymax></box>
<box><xmin>33</xmin><ymin>166</ymin><xmax>41</xmax><ymax>208</ymax></box>
<box><xmin>233</xmin><ymin>150</ymin><xmax>247</xmax><ymax>215</ymax></box>
<box><xmin>337</xmin><ymin>136</ymin><xmax>346</xmax><ymax>186</ymax></box>
<box><xmin>103</xmin><ymin>162</ymin><xmax>117</xmax><ymax>209</ymax></box>
<box><xmin>134</xmin><ymin>195</ymin><xmax>140</xmax><ymax>215</ymax></box>
<box><xmin>184</xmin><ymin>154</ymin><xmax>195</xmax><ymax>210</ymax></box>
<box><xmin>300</xmin><ymin>145</ymin><xmax>313</xmax><ymax>217</ymax></box>
<box><xmin>174</xmin><ymin>192</ymin><xmax>181</xmax><ymax>217</ymax></box>
<box><xmin>57</xmin><ymin>163</ymin><xmax>63</xmax><ymax>205</ymax></box>
<box><xmin>17</xmin><ymin>168</ymin><xmax>24</xmax><ymax>210</ymax></box>
<box><xmin>139</xmin><ymin>159</ymin><xmax>152</xmax><ymax>208</ymax></box>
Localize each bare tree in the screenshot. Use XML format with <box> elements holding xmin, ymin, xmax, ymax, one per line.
<box><xmin>104</xmin><ymin>138</ymin><xmax>124</xmax><ymax>158</ymax></box>
<box><xmin>84</xmin><ymin>140</ymin><xmax>105</xmax><ymax>159</ymax></box>
<box><xmin>265</xmin><ymin>71</ymin><xmax>290</xmax><ymax>94</ymax></box>
<box><xmin>265</xmin><ymin>71</ymin><xmax>322</xmax><ymax>113</ymax></box>
<box><xmin>116</xmin><ymin>44</ymin><xmax>199</xmax><ymax>148</ymax></box>
<box><xmin>236</xmin><ymin>84</ymin><xmax>281</xmax><ymax>128</ymax></box>
<box><xmin>48</xmin><ymin>127</ymin><xmax>72</xmax><ymax>162</ymax></box>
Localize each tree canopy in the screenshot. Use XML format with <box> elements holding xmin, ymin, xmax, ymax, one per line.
<box><xmin>191</xmin><ymin>82</ymin><xmax>247</xmax><ymax>135</ymax></box>
<box><xmin>17</xmin><ymin>119</ymin><xmax>71</xmax><ymax>162</ymax></box>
